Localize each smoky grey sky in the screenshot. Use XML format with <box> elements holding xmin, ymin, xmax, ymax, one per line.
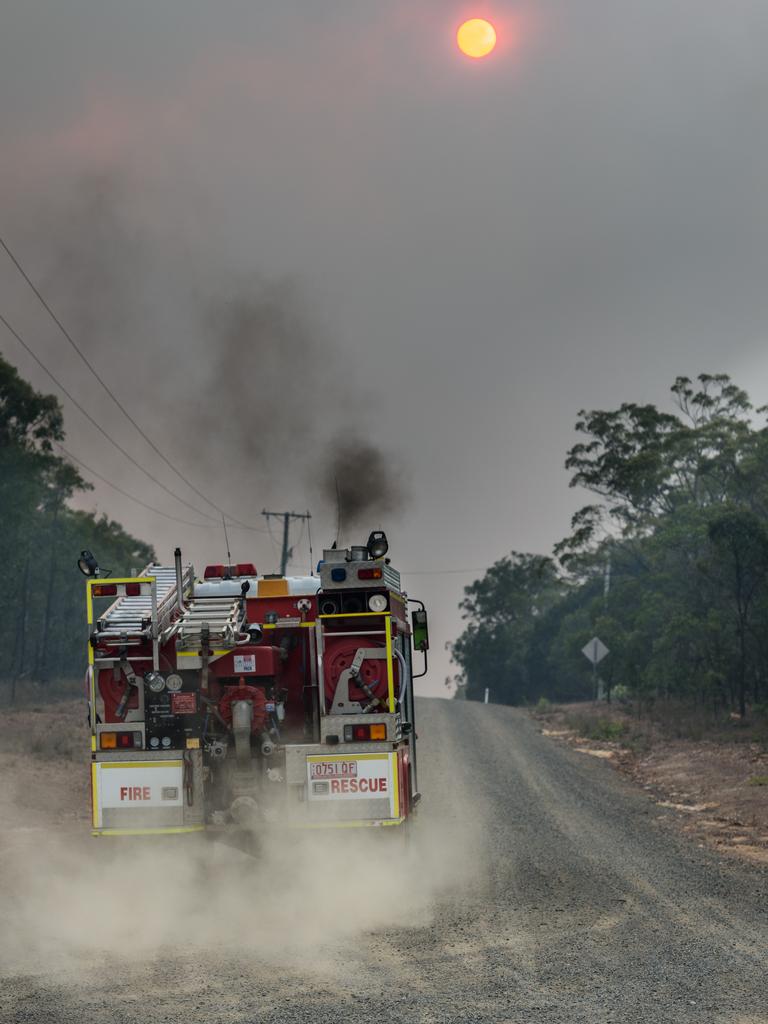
<box><xmin>2</xmin><ymin>1</ymin><xmax>768</xmax><ymax>695</ymax></box>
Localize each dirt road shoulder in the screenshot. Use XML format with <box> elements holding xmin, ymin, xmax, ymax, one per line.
<box><xmin>533</xmin><ymin>701</ymin><xmax>768</xmax><ymax>869</ymax></box>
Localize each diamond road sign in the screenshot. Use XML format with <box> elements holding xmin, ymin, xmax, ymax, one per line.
<box><xmin>582</xmin><ymin>636</ymin><xmax>609</xmax><ymax>665</ymax></box>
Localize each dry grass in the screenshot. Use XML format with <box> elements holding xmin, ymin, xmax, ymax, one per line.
<box><xmin>0</xmin><ymin>699</ymin><xmax>88</xmax><ymax>763</ymax></box>
<box><xmin>533</xmin><ymin>699</ymin><xmax>768</xmax><ymax>866</ymax></box>
<box><xmin>0</xmin><ymin>677</ymin><xmax>83</xmax><ymax>709</ymax></box>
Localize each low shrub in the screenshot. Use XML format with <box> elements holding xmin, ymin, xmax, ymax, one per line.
<box><xmin>565</xmin><ymin>714</ymin><xmax>629</xmax><ymax>742</ymax></box>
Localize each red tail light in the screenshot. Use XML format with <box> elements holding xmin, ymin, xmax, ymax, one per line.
<box><xmin>92</xmin><ymin>584</ymin><xmax>117</xmax><ymax>597</ymax></box>
<box><xmin>124</xmin><ymin>583</ymin><xmax>142</xmax><ymax>596</ymax></box>
<box><xmin>343</xmin><ymin>723</ymin><xmax>387</xmax><ymax>742</ymax></box>
<box><xmin>100</xmin><ymin>731</ymin><xmax>142</xmax><ymax>750</ymax></box>
<box><xmin>117</xmin><ymin>732</ymin><xmax>142</xmax><ymax>749</ymax></box>
<box><xmin>358</xmin><ymin>567</ymin><xmax>383</xmax><ymax>580</ymax></box>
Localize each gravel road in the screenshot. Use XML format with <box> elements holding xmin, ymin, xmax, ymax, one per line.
<box><xmin>2</xmin><ymin>698</ymin><xmax>767</xmax><ymax>1024</ymax></box>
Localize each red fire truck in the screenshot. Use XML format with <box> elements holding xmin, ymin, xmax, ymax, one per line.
<box><xmin>81</xmin><ymin>531</ymin><xmax>428</xmax><ymax>838</ymax></box>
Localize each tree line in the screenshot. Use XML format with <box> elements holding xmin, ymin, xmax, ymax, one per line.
<box><xmin>452</xmin><ymin>375</ymin><xmax>768</xmax><ymax>716</ymax></box>
<box><xmin>0</xmin><ymin>354</ymin><xmax>154</xmax><ymax>699</ymax></box>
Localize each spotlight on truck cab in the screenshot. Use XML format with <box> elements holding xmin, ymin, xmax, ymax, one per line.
<box><xmin>77</xmin><ymin>550</ymin><xmax>99</xmax><ymax>577</ymax></box>
<box><xmin>367</xmin><ymin>531</ymin><xmax>388</xmax><ymax>560</ymax></box>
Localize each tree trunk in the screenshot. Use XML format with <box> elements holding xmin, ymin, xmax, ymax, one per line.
<box><xmin>737</xmin><ymin>620</ymin><xmax>747</xmax><ymax>718</ymax></box>
<box><xmin>36</xmin><ymin>507</ymin><xmax>60</xmax><ymax>682</ymax></box>
<box><xmin>11</xmin><ymin>550</ymin><xmax>32</xmax><ymax>701</ymax></box>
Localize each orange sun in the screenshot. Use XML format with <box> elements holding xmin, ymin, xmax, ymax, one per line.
<box><xmin>456</xmin><ymin>18</ymin><xmax>497</xmax><ymax>59</ymax></box>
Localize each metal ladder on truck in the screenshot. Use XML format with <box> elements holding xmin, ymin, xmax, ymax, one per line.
<box><xmin>174</xmin><ymin>599</ymin><xmax>246</xmax><ymax>648</ymax></box>
<box><xmin>87</xmin><ymin>562</ymin><xmax>194</xmax><ymax>737</ymax></box>
<box><xmin>88</xmin><ymin>563</ymin><xmax>194</xmax><ymax>671</ymax></box>
<box><xmin>170</xmin><ymin>592</ymin><xmax>249</xmax><ymax>687</ymax></box>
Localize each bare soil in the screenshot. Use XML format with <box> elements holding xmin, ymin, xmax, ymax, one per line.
<box><xmin>534</xmin><ymin>701</ymin><xmax>768</xmax><ymax>867</ymax></box>
<box><xmin>0</xmin><ymin>699</ymin><xmax>88</xmax><ymax>837</ymax></box>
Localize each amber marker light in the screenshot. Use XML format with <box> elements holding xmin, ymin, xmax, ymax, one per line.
<box><xmin>457</xmin><ymin>18</ymin><xmax>497</xmax><ymax>59</ymax></box>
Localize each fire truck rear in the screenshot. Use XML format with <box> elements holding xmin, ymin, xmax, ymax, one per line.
<box><xmin>84</xmin><ymin>531</ymin><xmax>427</xmax><ymax>838</ymax></box>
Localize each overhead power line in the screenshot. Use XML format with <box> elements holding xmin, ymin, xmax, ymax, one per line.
<box><xmin>401</xmin><ymin>568</ymin><xmax>487</xmax><ymax>576</ymax></box>
<box><xmin>0</xmin><ymin>310</ymin><xmax>223</xmax><ymax>523</ymax></box>
<box><xmin>0</xmin><ymin>232</ymin><xmax>260</xmax><ymax>531</ymax></box>
<box><xmin>56</xmin><ymin>444</ymin><xmax>214</xmax><ymax>528</ymax></box>
<box><xmin>262</xmin><ymin>510</ymin><xmax>312</xmax><ymax>576</ymax></box>
<box><xmin>58</xmin><ymin>443</ymin><xmax>268</xmax><ymax>532</ymax></box>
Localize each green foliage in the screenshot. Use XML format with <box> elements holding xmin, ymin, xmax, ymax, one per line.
<box><xmin>0</xmin><ymin>356</ymin><xmax>64</xmax><ymax>451</ymax></box>
<box><xmin>0</xmin><ymin>353</ymin><xmax>154</xmax><ymax>697</ymax></box>
<box><xmin>453</xmin><ymin>373</ymin><xmax>768</xmax><ymax>715</ymax></box>
<box><xmin>450</xmin><ymin>552</ymin><xmax>568</xmax><ymax>705</ymax></box>
<box><xmin>565</xmin><ymin>715</ymin><xmax>628</xmax><ymax>742</ymax></box>
<box><xmin>596</xmin><ymin>720</ymin><xmax>628</xmax><ymax>742</ymax></box>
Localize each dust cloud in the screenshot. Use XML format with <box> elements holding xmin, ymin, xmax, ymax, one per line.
<box><xmin>0</xmin><ymin>703</ymin><xmax>489</xmax><ymax>995</ymax></box>
<box><xmin>0</xmin><ymin>793</ymin><xmax>480</xmax><ymax>979</ymax></box>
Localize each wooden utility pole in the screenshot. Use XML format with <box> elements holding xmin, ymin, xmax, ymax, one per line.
<box><xmin>261</xmin><ymin>510</ymin><xmax>312</xmax><ymax>575</ymax></box>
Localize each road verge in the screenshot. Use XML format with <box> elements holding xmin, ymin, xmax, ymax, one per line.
<box><xmin>533</xmin><ymin>700</ymin><xmax>768</xmax><ymax>869</ymax></box>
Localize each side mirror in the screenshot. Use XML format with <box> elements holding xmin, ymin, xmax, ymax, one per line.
<box><xmin>411</xmin><ymin>608</ymin><xmax>430</xmax><ymax>652</ymax></box>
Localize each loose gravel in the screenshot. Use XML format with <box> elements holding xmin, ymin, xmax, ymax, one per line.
<box><xmin>1</xmin><ymin>698</ymin><xmax>767</xmax><ymax>1023</ymax></box>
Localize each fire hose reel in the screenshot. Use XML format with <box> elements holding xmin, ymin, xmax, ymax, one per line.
<box><xmin>324</xmin><ymin>639</ymin><xmax>397</xmax><ymax>712</ymax></box>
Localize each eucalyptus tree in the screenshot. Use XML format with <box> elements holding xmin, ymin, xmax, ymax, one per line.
<box><xmin>0</xmin><ymin>353</ymin><xmax>154</xmax><ymax>695</ymax></box>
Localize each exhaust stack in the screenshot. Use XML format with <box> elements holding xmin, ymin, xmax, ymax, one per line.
<box><xmin>174</xmin><ymin>546</ymin><xmax>186</xmax><ymax>614</ymax></box>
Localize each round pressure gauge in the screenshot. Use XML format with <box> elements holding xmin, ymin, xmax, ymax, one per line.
<box><xmin>368</xmin><ymin>594</ymin><xmax>388</xmax><ymax>613</ymax></box>
<box><xmin>149</xmin><ymin>736</ymin><xmax>160</xmax><ymax>749</ymax></box>
<box><xmin>145</xmin><ymin>671</ymin><xmax>165</xmax><ymax>693</ymax></box>
<box><xmin>165</xmin><ymin>673</ymin><xmax>183</xmax><ymax>693</ymax></box>
<box><xmin>161</xmin><ymin>736</ymin><xmax>172</xmax><ymax>749</ymax></box>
